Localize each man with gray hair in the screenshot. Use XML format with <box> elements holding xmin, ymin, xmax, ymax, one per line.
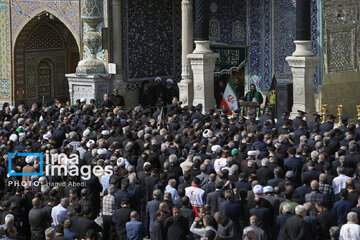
<box><xmin>276</xmin><ymin>204</ymin><xmax>294</xmax><ymax>240</ymax></box>
<box><xmin>214</xmin><ymin>212</ymin><xmax>235</xmax><ymax>240</ymax></box>
<box><xmin>256</xmin><ymin>158</ymin><xmax>273</xmax><ymax>186</ymax></box>
<box><xmin>45</xmin><ymin>227</ymin><xmax>54</xmax><ymax>240</ymax></box>
<box><xmin>242</xmin><ymin>215</ymin><xmax>266</xmax><ymax>240</ymax></box>
<box><xmin>283</xmin><ymin>205</ymin><xmax>307</xmax><ymax>240</ymax></box>
<box><xmin>196</xmin><ymin>164</ymin><xmax>209</xmax><ymax>188</ymax></box>
<box><xmin>339</xmin><ymin>212</ymin><xmax>360</xmax><ymax>240</ymax></box>
<box><xmin>333</xmin><ymin>166</ymin><xmax>351</xmax><ymax>195</ymax></box>
<box><xmin>165</xmin><ymin>179</ymin><xmax>179</xmax><ymax>200</ymax></box>
<box><xmin>1</xmin><ymin>214</ymin><xmax>14</xmax><ymax>231</ymax></box>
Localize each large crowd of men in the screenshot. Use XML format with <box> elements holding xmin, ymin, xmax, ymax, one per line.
<box><xmin>0</xmin><ymin>85</ymin><xmax>360</xmax><ymax>240</ymax></box>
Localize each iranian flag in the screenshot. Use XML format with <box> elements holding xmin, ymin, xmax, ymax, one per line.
<box><xmin>220</xmin><ymin>75</ymin><xmax>238</xmax><ymax>115</ymax></box>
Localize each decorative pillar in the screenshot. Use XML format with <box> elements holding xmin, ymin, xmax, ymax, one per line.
<box><xmin>286</xmin><ymin>0</ymin><xmax>320</xmax><ymax>117</ymax></box>
<box><xmin>188</xmin><ymin>0</ymin><xmax>219</xmax><ymax>113</ymax></box>
<box><xmin>111</xmin><ymin>0</ymin><xmax>126</xmax><ymax>94</ymax></box>
<box><xmin>76</xmin><ymin>0</ymin><xmax>106</xmax><ymax>74</ymax></box>
<box><xmin>179</xmin><ymin>0</ymin><xmax>194</xmax><ymax>106</ymax></box>
<box><xmin>66</xmin><ymin>0</ymin><xmax>110</xmax><ymax>104</ymax></box>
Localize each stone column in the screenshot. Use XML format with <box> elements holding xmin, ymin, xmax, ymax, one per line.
<box><xmin>188</xmin><ymin>0</ymin><xmax>219</xmax><ymax>113</ymax></box>
<box><xmin>67</xmin><ymin>0</ymin><xmax>110</xmax><ymax>104</ymax></box>
<box><xmin>76</xmin><ymin>0</ymin><xmax>106</xmax><ymax>75</ymax></box>
<box><xmin>179</xmin><ymin>0</ymin><xmax>194</xmax><ymax>106</ymax></box>
<box><xmin>286</xmin><ymin>0</ymin><xmax>320</xmax><ymax>117</ymax></box>
<box><xmin>112</xmin><ymin>0</ymin><xmax>126</xmax><ymax>95</ymax></box>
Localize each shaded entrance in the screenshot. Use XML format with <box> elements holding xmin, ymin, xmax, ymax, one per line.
<box><xmin>14</xmin><ymin>13</ymin><xmax>80</xmax><ymax>104</ymax></box>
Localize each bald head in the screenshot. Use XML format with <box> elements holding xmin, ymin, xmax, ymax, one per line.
<box><xmin>32</xmin><ymin>197</ymin><xmax>41</xmax><ymax>208</ymax></box>
<box><xmin>250</xmin><ymin>215</ymin><xmax>258</xmax><ymax>226</ymax></box>
<box><xmin>310</xmin><ymin>180</ymin><xmax>319</xmax><ymax>190</ymax></box>
<box><xmin>130</xmin><ymin>211</ymin><xmax>138</xmax><ymax>219</ymax></box>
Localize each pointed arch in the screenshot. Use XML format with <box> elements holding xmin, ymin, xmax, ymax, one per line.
<box><xmin>12</xmin><ymin>8</ymin><xmax>81</xmax><ymax>51</ymax></box>
<box><xmin>25</xmin><ymin>21</ymin><xmax>66</xmax><ymax>51</ymax></box>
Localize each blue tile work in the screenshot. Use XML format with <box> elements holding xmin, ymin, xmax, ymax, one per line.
<box><xmin>312</xmin><ymin>0</ymin><xmax>322</xmax><ymax>92</ymax></box>
<box><xmin>273</xmin><ymin>0</ymin><xmax>296</xmax><ymax>83</ymax></box>
<box><xmin>262</xmin><ymin>0</ymin><xmax>272</xmax><ymax>91</ymax></box>
<box><xmin>122</xmin><ymin>0</ymin><xmax>181</xmax><ymax>82</ymax></box>
<box><xmin>209</xmin><ymin>0</ymin><xmax>247</xmax><ymax>46</ymax></box>
<box><xmin>247</xmin><ymin>0</ymin><xmax>262</xmax><ymax>90</ymax></box>
<box><xmin>244</xmin><ymin>0</ymin><xmax>273</xmax><ymax>92</ymax></box>
<box><xmin>273</xmin><ymin>0</ymin><xmax>321</xmax><ymax>92</ymax></box>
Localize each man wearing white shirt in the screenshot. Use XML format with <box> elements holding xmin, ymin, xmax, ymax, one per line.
<box><xmin>185</xmin><ymin>177</ymin><xmax>205</xmax><ymax>216</ymax></box>
<box><xmin>214</xmin><ymin>156</ymin><xmax>227</xmax><ymax>174</ymax></box>
<box><xmin>340</xmin><ymin>212</ymin><xmax>360</xmax><ymax>240</ymax></box>
<box><xmin>333</xmin><ymin>167</ymin><xmax>351</xmax><ymax>195</ymax></box>
<box><xmin>51</xmin><ymin>198</ymin><xmax>69</xmax><ymax>226</ymax></box>
<box><xmin>165</xmin><ymin>179</ymin><xmax>179</xmax><ymax>200</ymax></box>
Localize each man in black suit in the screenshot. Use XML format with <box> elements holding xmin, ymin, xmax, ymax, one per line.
<box><xmin>164</xmin><ymin>207</ymin><xmax>189</xmax><ymax>240</ymax></box>
<box><xmin>276</xmin><ymin>203</ymin><xmax>295</xmax><ymax>240</ymax></box>
<box><xmin>114</xmin><ymin>179</ymin><xmax>135</xmax><ymax>210</ymax></box>
<box><xmin>283</xmin><ymin>205</ymin><xmax>307</xmax><ymax>240</ymax></box>
<box><xmin>206</xmin><ymin>180</ymin><xmax>224</xmax><ymax>216</ymax></box>
<box><xmin>256</xmin><ymin>158</ymin><xmax>274</xmax><ymax>186</ymax></box>
<box><xmin>145</xmin><ymin>169</ymin><xmax>160</xmax><ymax>203</ymax></box>
<box><xmin>111</xmin><ymin>198</ymin><xmax>131</xmax><ymax>240</ymax></box>
<box><xmin>321</xmin><ymin>115</ymin><xmax>335</xmax><ymax>133</ymax></box>
<box><xmin>284</xmin><ymin>147</ymin><xmax>303</xmax><ymax>187</ymax></box>
<box><xmin>292</xmin><ymin>110</ymin><xmax>306</xmax><ymax>129</ymax></box>
<box><xmin>146</xmin><ymin>189</ymin><xmax>162</xmax><ymax>239</ymax></box>
<box><xmin>267</xmin><ymin>167</ymin><xmax>285</xmax><ymax>188</ymax></box>
<box><xmin>152</xmin><ymin>210</ymin><xmax>166</xmax><ymax>240</ymax></box>
<box><xmin>249</xmin><ymin>196</ymin><xmax>273</xmax><ymax>239</ymax></box>
<box><xmin>71</xmin><ymin>206</ymin><xmax>102</xmax><ymax>238</ymax></box>
<box><xmin>81</xmin><ymin>173</ymin><xmax>103</xmax><ymax>219</ymax></box>
<box><xmin>315</xmin><ymin>201</ymin><xmax>337</xmax><ymax>240</ymax></box>
<box><xmin>180</xmin><ymin>196</ymin><xmax>195</xmax><ymax>229</ymax></box>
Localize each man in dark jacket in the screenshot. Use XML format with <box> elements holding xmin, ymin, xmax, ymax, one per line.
<box><xmin>164</xmin><ymin>207</ymin><xmax>189</xmax><ymax>240</ymax></box>
<box><xmin>112</xmin><ymin>198</ymin><xmax>132</xmax><ymax>240</ymax></box>
<box><xmin>152</xmin><ymin>210</ymin><xmax>166</xmax><ymax>240</ymax></box>
<box><xmin>276</xmin><ymin>203</ymin><xmax>295</xmax><ymax>240</ymax></box>
<box><xmin>315</xmin><ymin>201</ymin><xmax>337</xmax><ymax>240</ymax></box>
<box><xmin>283</xmin><ymin>205</ymin><xmax>307</xmax><ymax>240</ymax></box>
<box><xmin>110</xmin><ymin>88</ymin><xmax>125</xmax><ymax>108</ymax></box>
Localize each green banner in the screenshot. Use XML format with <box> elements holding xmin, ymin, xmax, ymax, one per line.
<box><xmin>210</xmin><ymin>45</ymin><xmax>248</xmax><ymax>76</ymax></box>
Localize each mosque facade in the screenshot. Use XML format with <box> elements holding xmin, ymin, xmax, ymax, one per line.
<box><xmin>0</xmin><ymin>0</ymin><xmax>359</xmax><ymax>116</ymax></box>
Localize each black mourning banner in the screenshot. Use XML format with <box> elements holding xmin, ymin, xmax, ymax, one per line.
<box><xmin>194</xmin><ymin>0</ymin><xmax>209</xmax><ymax>41</ymax></box>
<box><xmin>296</xmin><ymin>0</ymin><xmax>311</xmax><ymax>40</ymax></box>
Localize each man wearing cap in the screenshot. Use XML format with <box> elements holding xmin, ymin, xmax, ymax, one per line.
<box><xmin>276</xmin><ymin>112</ymin><xmax>291</xmax><ymax>129</ymax></box>
<box><xmin>262</xmin><ymin>186</ymin><xmax>280</xmax><ymax>215</ymax></box>
<box><xmin>22</xmin><ymin>156</ymin><xmax>35</xmax><ymax>187</ymax></box>
<box><xmin>339</xmin><ymin>116</ymin><xmax>350</xmax><ymax>133</ymax></box>
<box><xmin>110</xmin><ymin>88</ymin><xmax>125</xmax><ymax>109</ymax></box>
<box><xmin>259</xmin><ymin>107</ymin><xmax>273</xmax><ymax>127</ymax></box>
<box><xmin>321</xmin><ymin>115</ymin><xmax>335</xmax><ymax>133</ymax></box>
<box><xmin>293</xmin><ymin>110</ymin><xmax>306</xmax><ymax>129</ymax></box>
<box><xmin>308</xmin><ymin>113</ymin><xmax>321</xmax><ymax>133</ymax></box>
<box><xmin>293</xmin><ymin>120</ymin><xmax>309</xmax><ymax>146</ymax></box>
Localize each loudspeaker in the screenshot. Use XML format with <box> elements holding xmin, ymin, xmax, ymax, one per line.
<box><xmin>276</xmin><ymin>83</ymin><xmax>293</xmax><ymax>119</ymax></box>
